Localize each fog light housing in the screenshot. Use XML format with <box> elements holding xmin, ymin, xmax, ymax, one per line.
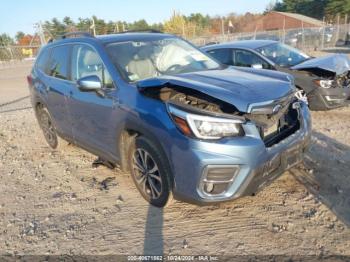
<box><xmin>200</xmin><ymin>165</ymin><xmax>239</xmax><ymax>196</ymax></box>
<box><xmin>204</xmin><ymin>183</ymin><xmax>214</xmax><ymax>193</ymax></box>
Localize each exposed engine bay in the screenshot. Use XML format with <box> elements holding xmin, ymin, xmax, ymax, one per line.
<box><xmin>142</xmin><ymin>85</ymin><xmax>240</xmax><ymax>115</ymax></box>
<box><xmin>335</xmin><ymin>71</ymin><xmax>350</xmax><ymax>88</ymax></box>
<box><xmin>142</xmin><ymin>84</ymin><xmax>301</xmax><ymax>147</ymax></box>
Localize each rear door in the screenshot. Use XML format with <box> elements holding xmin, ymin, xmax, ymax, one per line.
<box><xmin>207</xmin><ymin>48</ymin><xmax>233</xmax><ymax>65</ymax></box>
<box><xmin>45</xmin><ymin>45</ymin><xmax>75</xmax><ymax>139</ymax></box>
<box><xmin>68</xmin><ymin>43</ymin><xmax>117</xmax><ymax>159</ymax></box>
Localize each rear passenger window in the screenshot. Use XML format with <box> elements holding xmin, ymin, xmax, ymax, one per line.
<box><xmin>48</xmin><ymin>45</ymin><xmax>70</xmax><ymax>80</ymax></box>
<box><xmin>207</xmin><ymin>49</ymin><xmax>233</xmax><ymax>65</ymax></box>
<box><xmin>233</xmin><ymin>49</ymin><xmax>271</xmax><ymax>69</ymax></box>
<box><xmin>36</xmin><ymin>48</ymin><xmax>51</xmax><ymax>73</ymax></box>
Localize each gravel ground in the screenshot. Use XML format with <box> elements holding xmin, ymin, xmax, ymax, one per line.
<box><xmin>0</xmin><ymin>62</ymin><xmax>349</xmax><ymax>258</ymax></box>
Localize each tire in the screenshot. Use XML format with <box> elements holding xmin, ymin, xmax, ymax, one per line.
<box><xmin>128</xmin><ymin>136</ymin><xmax>173</xmax><ymax>207</ymax></box>
<box><xmin>36</xmin><ymin>106</ymin><xmax>58</xmax><ymax>149</ymax></box>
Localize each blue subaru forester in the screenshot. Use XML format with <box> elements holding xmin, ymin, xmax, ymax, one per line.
<box><xmin>28</xmin><ymin>31</ymin><xmax>311</xmax><ymax>207</ymax></box>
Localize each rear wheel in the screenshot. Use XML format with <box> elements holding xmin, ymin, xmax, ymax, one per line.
<box><xmin>128</xmin><ymin>136</ymin><xmax>172</xmax><ymax>207</ymax></box>
<box><xmin>36</xmin><ymin>106</ymin><xmax>58</xmax><ymax>149</ymax></box>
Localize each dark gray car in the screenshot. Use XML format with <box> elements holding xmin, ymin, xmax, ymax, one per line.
<box><xmin>202</xmin><ymin>40</ymin><xmax>350</xmax><ymax>111</ymax></box>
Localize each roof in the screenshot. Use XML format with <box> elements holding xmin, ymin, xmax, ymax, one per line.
<box><xmin>47</xmin><ymin>32</ymin><xmax>175</xmax><ymax>46</ymax></box>
<box><xmin>202</xmin><ymin>40</ymin><xmax>277</xmax><ymax>51</ymax></box>
<box><xmin>272</xmin><ymin>11</ymin><xmax>324</xmax><ymax>27</ymax></box>
<box><xmin>97</xmin><ymin>32</ymin><xmax>175</xmax><ymax>44</ymax></box>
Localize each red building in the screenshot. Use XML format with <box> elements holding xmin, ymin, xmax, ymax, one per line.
<box><xmin>243</xmin><ymin>11</ymin><xmax>324</xmax><ymax>32</ymax></box>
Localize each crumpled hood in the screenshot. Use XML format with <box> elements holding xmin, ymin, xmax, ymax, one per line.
<box><xmin>137</xmin><ymin>67</ymin><xmax>294</xmax><ymax>113</ymax></box>
<box><xmin>291</xmin><ymin>54</ymin><xmax>350</xmax><ymax>75</ymax></box>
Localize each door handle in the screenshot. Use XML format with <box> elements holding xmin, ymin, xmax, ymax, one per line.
<box><xmin>112</xmin><ymin>98</ymin><xmax>119</xmax><ymax>109</ymax></box>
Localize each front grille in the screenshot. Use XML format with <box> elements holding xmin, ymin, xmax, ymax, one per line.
<box><xmin>260</xmin><ymin>103</ymin><xmax>300</xmax><ymax>148</ymax></box>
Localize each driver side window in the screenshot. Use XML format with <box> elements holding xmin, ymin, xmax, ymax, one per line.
<box><xmin>71</xmin><ymin>45</ymin><xmax>113</xmax><ymax>88</ymax></box>
<box><xmin>233</xmin><ymin>49</ymin><xmax>271</xmax><ymax>69</ymax></box>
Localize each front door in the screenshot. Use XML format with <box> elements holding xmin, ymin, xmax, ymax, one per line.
<box><xmin>68</xmin><ymin>44</ymin><xmax>118</xmax><ymax>160</ymax></box>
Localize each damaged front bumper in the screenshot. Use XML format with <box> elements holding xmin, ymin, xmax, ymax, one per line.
<box><xmin>171</xmin><ymin>101</ymin><xmax>311</xmax><ymax>204</ymax></box>
<box><xmin>308</xmin><ymin>84</ymin><xmax>350</xmax><ymax>110</ymax></box>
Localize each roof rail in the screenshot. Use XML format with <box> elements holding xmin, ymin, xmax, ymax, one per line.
<box><xmin>61</xmin><ymin>31</ymin><xmax>94</xmax><ymax>39</ymax></box>
<box><xmin>47</xmin><ymin>31</ymin><xmax>94</xmax><ymax>44</ymax></box>
<box><xmin>116</xmin><ymin>29</ymin><xmax>163</xmax><ymax>34</ymax></box>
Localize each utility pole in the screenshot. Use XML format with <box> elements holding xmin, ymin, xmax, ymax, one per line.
<box><xmin>38</xmin><ymin>22</ymin><xmax>46</xmax><ymax>45</ymax></box>
<box><xmin>114</xmin><ymin>22</ymin><xmax>119</xmax><ymax>33</ymax></box>
<box><xmin>336</xmin><ymin>14</ymin><xmax>340</xmax><ymax>42</ymax></box>
<box><xmin>282</xmin><ymin>17</ymin><xmax>286</xmax><ymax>43</ymax></box>
<box><xmin>90</xmin><ymin>18</ymin><xmax>96</xmax><ymax>36</ymax></box>
<box><xmin>34</xmin><ymin>22</ymin><xmax>46</xmax><ymax>46</ymax></box>
<box><xmin>221</xmin><ymin>17</ymin><xmax>225</xmax><ymax>36</ymax></box>
<box><xmin>182</xmin><ymin>20</ymin><xmax>185</xmax><ymax>37</ymax></box>
<box><xmin>321</xmin><ymin>16</ymin><xmax>325</xmax><ymax>50</ymax></box>
<box><xmin>301</xmin><ymin>21</ymin><xmax>305</xmax><ymax>49</ymax></box>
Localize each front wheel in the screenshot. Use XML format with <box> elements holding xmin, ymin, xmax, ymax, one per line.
<box><xmin>128</xmin><ymin>136</ymin><xmax>173</xmax><ymax>207</ymax></box>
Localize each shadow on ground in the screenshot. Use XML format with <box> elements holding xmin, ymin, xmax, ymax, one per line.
<box><xmin>290</xmin><ymin>131</ymin><xmax>350</xmax><ymax>227</ymax></box>
<box><xmin>144</xmin><ymin>206</ymin><xmax>164</xmax><ymax>255</ymax></box>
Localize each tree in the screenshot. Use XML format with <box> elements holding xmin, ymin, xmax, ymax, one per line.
<box><xmin>92</xmin><ymin>16</ymin><xmax>108</xmax><ymax>35</ymax></box>
<box><xmin>15</xmin><ymin>31</ymin><xmax>25</xmax><ymax>43</ymax></box>
<box><xmin>0</xmin><ymin>33</ymin><xmax>14</xmax><ymax>46</ymax></box>
<box><xmin>63</xmin><ymin>16</ymin><xmax>76</xmax><ymax>32</ymax></box>
<box><xmin>164</xmin><ymin>12</ymin><xmax>197</xmax><ymax>37</ymax></box>
<box><xmin>63</xmin><ymin>16</ymin><xmax>74</xmax><ymax>26</ymax></box>
<box><xmin>76</xmin><ymin>17</ymin><xmax>91</xmax><ymax>32</ymax></box>
<box><xmin>44</xmin><ymin>18</ymin><xmax>66</xmax><ymax>37</ymax></box>
<box><xmin>271</xmin><ymin>0</ymin><xmax>329</xmax><ymax>20</ymax></box>
<box><xmin>128</xmin><ymin>19</ymin><xmax>149</xmax><ymax>31</ymax></box>
<box><xmin>18</xmin><ymin>34</ymin><xmax>35</xmax><ymax>45</ymax></box>
<box><xmin>186</xmin><ymin>13</ymin><xmax>210</xmax><ymax>28</ymax></box>
<box><xmin>326</xmin><ymin>0</ymin><xmax>350</xmax><ymax>17</ymax></box>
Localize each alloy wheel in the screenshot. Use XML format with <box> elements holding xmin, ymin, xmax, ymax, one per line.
<box><xmin>132</xmin><ymin>148</ymin><xmax>163</xmax><ymax>200</ymax></box>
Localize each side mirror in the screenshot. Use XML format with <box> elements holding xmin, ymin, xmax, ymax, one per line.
<box><xmin>252</xmin><ymin>64</ymin><xmax>263</xmax><ymax>69</ymax></box>
<box><xmin>77</xmin><ymin>75</ymin><xmax>102</xmax><ymax>92</ymax></box>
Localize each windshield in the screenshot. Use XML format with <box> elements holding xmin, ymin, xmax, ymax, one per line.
<box><xmin>105</xmin><ymin>37</ymin><xmax>220</xmax><ymax>82</ymax></box>
<box><xmin>256</xmin><ymin>42</ymin><xmax>310</xmax><ymax>67</ymax></box>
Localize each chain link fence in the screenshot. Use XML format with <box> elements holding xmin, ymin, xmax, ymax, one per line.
<box><xmin>1</xmin><ymin>24</ymin><xmax>350</xmax><ymax>68</ymax></box>
<box><xmin>191</xmin><ymin>24</ymin><xmax>350</xmax><ymax>50</ymax></box>
<box><xmin>0</xmin><ymin>45</ymin><xmax>40</xmax><ymax>68</ymax></box>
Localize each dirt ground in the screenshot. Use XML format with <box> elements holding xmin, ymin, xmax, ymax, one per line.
<box><xmin>0</xmin><ymin>58</ymin><xmax>350</xmax><ymax>259</ymax></box>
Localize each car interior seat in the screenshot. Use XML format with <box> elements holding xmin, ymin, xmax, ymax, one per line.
<box><xmin>127</xmin><ymin>47</ymin><xmax>157</xmax><ymax>80</ymax></box>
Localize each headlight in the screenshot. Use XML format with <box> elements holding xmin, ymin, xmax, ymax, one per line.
<box><xmin>314</xmin><ymin>79</ymin><xmax>334</xmax><ymax>88</ymax></box>
<box><xmin>168</xmin><ymin>104</ymin><xmax>244</xmax><ymax>139</ymax></box>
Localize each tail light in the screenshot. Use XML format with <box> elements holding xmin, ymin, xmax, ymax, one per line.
<box><xmin>27</xmin><ymin>75</ymin><xmax>33</xmax><ymax>86</ymax></box>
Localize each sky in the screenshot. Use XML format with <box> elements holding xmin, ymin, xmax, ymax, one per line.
<box><xmin>0</xmin><ymin>0</ymin><xmax>272</xmax><ymax>37</ymax></box>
